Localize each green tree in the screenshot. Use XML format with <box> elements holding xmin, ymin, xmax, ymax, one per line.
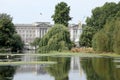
<box><xmin>81</xmin><ymin>2</ymin><xmax>120</xmax><ymax>48</ymax></box>
<box><xmin>38</xmin><ymin>24</ymin><xmax>72</xmax><ymax>53</ymax></box>
<box><xmin>79</xmin><ymin>26</ymin><xmax>96</xmax><ymax>47</ymax></box>
<box><xmin>11</xmin><ymin>34</ymin><xmax>24</xmax><ymax>52</ymax></box>
<box><xmin>92</xmin><ymin>16</ymin><xmax>120</xmax><ymax>53</ymax></box>
<box><xmin>112</xmin><ymin>18</ymin><xmax>120</xmax><ymax>54</ymax></box>
<box><xmin>0</xmin><ymin>13</ymin><xmax>24</xmax><ymax>52</ymax></box>
<box><xmin>86</xmin><ymin>2</ymin><xmax>118</xmax><ymax>30</ymax></box>
<box><xmin>31</xmin><ymin>37</ymin><xmax>41</xmax><ymax>50</ymax></box>
<box><xmin>52</xmin><ymin>2</ymin><xmax>71</xmax><ymax>27</ymax></box>
<box><xmin>0</xmin><ymin>13</ymin><xmax>15</xmax><ymax>48</ymax></box>
<box><xmin>92</xmin><ymin>30</ymin><xmax>109</xmax><ymax>52</ymax></box>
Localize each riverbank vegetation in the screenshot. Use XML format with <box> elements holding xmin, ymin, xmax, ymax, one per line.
<box><xmin>80</xmin><ymin>2</ymin><xmax>120</xmax><ymax>54</ymax></box>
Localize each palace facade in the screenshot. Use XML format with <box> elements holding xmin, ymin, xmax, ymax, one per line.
<box><xmin>15</xmin><ymin>22</ymin><xmax>82</xmax><ymax>49</ymax></box>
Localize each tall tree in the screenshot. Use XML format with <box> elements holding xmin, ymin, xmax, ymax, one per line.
<box><xmin>11</xmin><ymin>34</ymin><xmax>24</xmax><ymax>52</ymax></box>
<box><xmin>86</xmin><ymin>2</ymin><xmax>118</xmax><ymax>30</ymax></box>
<box><xmin>80</xmin><ymin>2</ymin><xmax>120</xmax><ymax>47</ymax></box>
<box><xmin>0</xmin><ymin>13</ymin><xmax>24</xmax><ymax>52</ymax></box>
<box><xmin>92</xmin><ymin>16</ymin><xmax>120</xmax><ymax>53</ymax></box>
<box><xmin>0</xmin><ymin>13</ymin><xmax>15</xmax><ymax>48</ymax></box>
<box><xmin>79</xmin><ymin>26</ymin><xmax>96</xmax><ymax>47</ymax></box>
<box><xmin>52</xmin><ymin>2</ymin><xmax>71</xmax><ymax>27</ymax></box>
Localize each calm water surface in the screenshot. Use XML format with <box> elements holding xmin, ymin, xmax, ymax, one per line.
<box><xmin>0</xmin><ymin>51</ymin><xmax>120</xmax><ymax>80</ymax></box>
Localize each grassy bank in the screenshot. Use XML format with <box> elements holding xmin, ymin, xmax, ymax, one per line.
<box><xmin>0</xmin><ymin>61</ymin><xmax>57</xmax><ymax>65</ymax></box>
<box><xmin>0</xmin><ymin>51</ymin><xmax>120</xmax><ymax>58</ymax></box>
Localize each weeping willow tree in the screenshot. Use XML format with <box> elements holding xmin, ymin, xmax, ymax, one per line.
<box><xmin>38</xmin><ymin>24</ymin><xmax>72</xmax><ymax>53</ymax></box>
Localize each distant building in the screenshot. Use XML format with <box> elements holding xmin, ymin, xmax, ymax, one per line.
<box><xmin>69</xmin><ymin>23</ymin><xmax>82</xmax><ymax>47</ymax></box>
<box><xmin>15</xmin><ymin>22</ymin><xmax>51</xmax><ymax>49</ymax></box>
<box><xmin>15</xmin><ymin>22</ymin><xmax>82</xmax><ymax>49</ymax></box>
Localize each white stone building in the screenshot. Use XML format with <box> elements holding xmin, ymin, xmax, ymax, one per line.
<box><xmin>15</xmin><ymin>22</ymin><xmax>82</xmax><ymax>49</ymax></box>
<box><xmin>69</xmin><ymin>23</ymin><xmax>82</xmax><ymax>46</ymax></box>
<box><xmin>15</xmin><ymin>22</ymin><xmax>51</xmax><ymax>49</ymax></box>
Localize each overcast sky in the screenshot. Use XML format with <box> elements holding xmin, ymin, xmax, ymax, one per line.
<box><xmin>0</xmin><ymin>0</ymin><xmax>119</xmax><ymax>24</ymax></box>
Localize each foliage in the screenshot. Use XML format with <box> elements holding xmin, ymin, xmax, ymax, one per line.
<box><xmin>0</xmin><ymin>13</ymin><xmax>15</xmax><ymax>48</ymax></box>
<box><xmin>30</xmin><ymin>37</ymin><xmax>41</xmax><ymax>49</ymax></box>
<box><xmin>79</xmin><ymin>26</ymin><xmax>96</xmax><ymax>47</ymax></box>
<box><xmin>92</xmin><ymin>30</ymin><xmax>109</xmax><ymax>52</ymax></box>
<box><xmin>11</xmin><ymin>34</ymin><xmax>24</xmax><ymax>52</ymax></box>
<box><xmin>38</xmin><ymin>24</ymin><xmax>72</xmax><ymax>53</ymax></box>
<box><xmin>92</xmin><ymin>17</ymin><xmax>120</xmax><ymax>54</ymax></box>
<box><xmin>81</xmin><ymin>2</ymin><xmax>120</xmax><ymax>48</ymax></box>
<box><xmin>86</xmin><ymin>2</ymin><xmax>119</xmax><ymax>30</ymax></box>
<box><xmin>0</xmin><ymin>13</ymin><xmax>24</xmax><ymax>52</ymax></box>
<box><xmin>52</xmin><ymin>2</ymin><xmax>71</xmax><ymax>27</ymax></box>
<box><xmin>113</xmin><ymin>18</ymin><xmax>120</xmax><ymax>54</ymax></box>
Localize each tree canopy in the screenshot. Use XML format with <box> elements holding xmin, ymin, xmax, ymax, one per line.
<box><xmin>52</xmin><ymin>2</ymin><xmax>71</xmax><ymax>27</ymax></box>
<box><xmin>0</xmin><ymin>13</ymin><xmax>15</xmax><ymax>48</ymax></box>
<box><xmin>79</xmin><ymin>26</ymin><xmax>96</xmax><ymax>47</ymax></box>
<box><xmin>80</xmin><ymin>2</ymin><xmax>120</xmax><ymax>48</ymax></box>
<box><xmin>86</xmin><ymin>2</ymin><xmax>120</xmax><ymax>30</ymax></box>
<box><xmin>92</xmin><ymin>16</ymin><xmax>120</xmax><ymax>54</ymax></box>
<box><xmin>0</xmin><ymin>13</ymin><xmax>24</xmax><ymax>52</ymax></box>
<box><xmin>89</xmin><ymin>2</ymin><xmax>120</xmax><ymax>53</ymax></box>
<box><xmin>11</xmin><ymin>34</ymin><xmax>24</xmax><ymax>52</ymax></box>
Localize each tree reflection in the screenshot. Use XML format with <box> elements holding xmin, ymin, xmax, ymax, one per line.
<box><xmin>0</xmin><ymin>66</ymin><xmax>16</xmax><ymax>80</ymax></box>
<box><xmin>81</xmin><ymin>58</ymin><xmax>101</xmax><ymax>80</ymax></box>
<box><xmin>81</xmin><ymin>58</ymin><xmax>120</xmax><ymax>80</ymax></box>
<box><xmin>44</xmin><ymin>57</ymin><xmax>70</xmax><ymax>80</ymax></box>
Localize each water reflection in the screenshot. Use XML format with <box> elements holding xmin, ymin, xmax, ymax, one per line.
<box><xmin>0</xmin><ymin>66</ymin><xmax>16</xmax><ymax>80</ymax></box>
<box><xmin>43</xmin><ymin>57</ymin><xmax>70</xmax><ymax>80</ymax></box>
<box><xmin>80</xmin><ymin>58</ymin><xmax>120</xmax><ymax>80</ymax></box>
<box><xmin>69</xmin><ymin>56</ymin><xmax>86</xmax><ymax>80</ymax></box>
<box><xmin>13</xmin><ymin>52</ymin><xmax>54</xmax><ymax>80</ymax></box>
<box><xmin>0</xmin><ymin>52</ymin><xmax>120</xmax><ymax>80</ymax></box>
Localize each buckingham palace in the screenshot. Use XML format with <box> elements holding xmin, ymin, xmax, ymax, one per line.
<box><xmin>15</xmin><ymin>22</ymin><xmax>82</xmax><ymax>49</ymax></box>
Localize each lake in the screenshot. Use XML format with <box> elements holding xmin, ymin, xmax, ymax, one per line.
<box><xmin>0</xmin><ymin>51</ymin><xmax>120</xmax><ymax>80</ymax></box>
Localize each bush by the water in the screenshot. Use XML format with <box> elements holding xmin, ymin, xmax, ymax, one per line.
<box><xmin>38</xmin><ymin>24</ymin><xmax>73</xmax><ymax>53</ymax></box>
<box><xmin>92</xmin><ymin>18</ymin><xmax>120</xmax><ymax>54</ymax></box>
